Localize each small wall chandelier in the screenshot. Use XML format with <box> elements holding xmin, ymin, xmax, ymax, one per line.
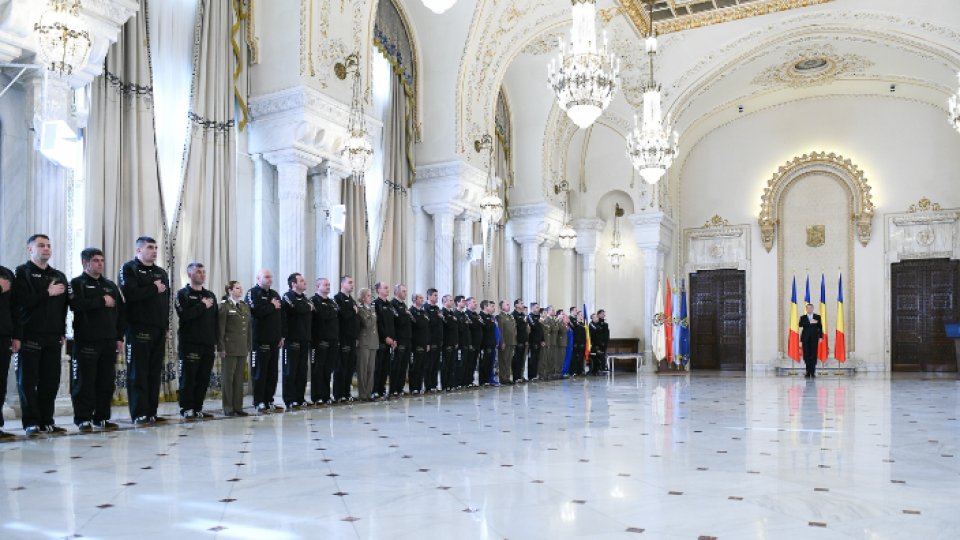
<box><xmin>555</xmin><ymin>180</ymin><xmax>577</xmax><ymax>250</ymax></box>
<box><xmin>475</xmin><ymin>134</ymin><xmax>504</xmax><ymax>231</ymax></box>
<box><xmin>547</xmin><ymin>0</ymin><xmax>621</xmax><ymax>129</ymax></box>
<box><xmin>336</xmin><ymin>53</ymin><xmax>373</xmax><ymax>185</ymax></box>
<box><xmin>607</xmin><ymin>203</ymin><xmax>626</xmax><ymax>268</ymax></box>
<box><xmin>421</xmin><ymin>0</ymin><xmax>456</xmax><ymax>14</ymax></box>
<box><xmin>33</xmin><ymin>0</ymin><xmax>92</xmax><ymax>77</ymax></box>
<box><xmin>625</xmin><ymin>0</ymin><xmax>678</xmax><ymax>184</ymax></box>
<box><xmin>949</xmin><ymin>72</ymin><xmax>960</xmax><ymax>134</ymax></box>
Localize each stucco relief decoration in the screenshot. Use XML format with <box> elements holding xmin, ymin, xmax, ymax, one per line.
<box><xmin>758</xmin><ymin>151</ymin><xmax>874</xmax><ymax>252</ymax></box>
<box><xmin>522</xmin><ymin>31</ymin><xmax>564</xmax><ymax>55</ymax></box>
<box><xmin>908</xmin><ymin>197</ymin><xmax>941</xmax><ymax>213</ymax></box>
<box><xmin>751</xmin><ymin>44</ymin><xmax>873</xmax><ymax>88</ymax></box>
<box><xmin>703</xmin><ymin>214</ymin><xmax>730</xmax><ymax>228</ymax></box>
<box><xmin>806</xmin><ymin>224</ymin><xmax>825</xmax><ymax>247</ymax></box>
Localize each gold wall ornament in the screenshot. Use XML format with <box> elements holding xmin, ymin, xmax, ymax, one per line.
<box><xmin>908</xmin><ymin>197</ymin><xmax>942</xmax><ymax>213</ymax></box>
<box><xmin>758</xmin><ymin>151</ymin><xmax>874</xmax><ymax>252</ymax></box>
<box><xmin>703</xmin><ymin>215</ymin><xmax>730</xmax><ymax>228</ymax></box>
<box><xmin>806</xmin><ymin>225</ymin><xmax>825</xmax><ymax>247</ymax></box>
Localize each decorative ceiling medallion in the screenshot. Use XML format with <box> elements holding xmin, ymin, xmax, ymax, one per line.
<box><xmin>752</xmin><ymin>45</ymin><xmax>873</xmax><ymax>88</ymax></box>
<box><xmin>619</xmin><ymin>0</ymin><xmax>833</xmax><ymax>37</ymax></box>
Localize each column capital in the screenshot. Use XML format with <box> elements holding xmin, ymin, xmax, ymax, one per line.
<box><xmin>573</xmin><ymin>218</ymin><xmax>606</xmax><ymax>255</ymax></box>
<box><xmin>422</xmin><ymin>202</ymin><xmax>463</xmax><ymax>219</ymax></box>
<box><xmin>508</xmin><ymin>202</ymin><xmax>564</xmax><ymax>245</ymax></box>
<box><xmin>263</xmin><ymin>148</ymin><xmax>320</xmax><ymax>169</ymax></box>
<box><xmin>412</xmin><ymin>160</ymin><xmax>486</xmax><ymax>214</ymax></box>
<box><xmin>628</xmin><ymin>211</ymin><xmax>676</xmax><ymax>254</ymax></box>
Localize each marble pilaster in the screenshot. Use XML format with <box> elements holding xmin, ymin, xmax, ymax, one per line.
<box><xmin>423</xmin><ymin>204</ymin><xmax>458</xmax><ymax>297</ymax></box>
<box><xmin>264</xmin><ymin>150</ymin><xmax>318</xmax><ymax>285</ymax></box>
<box><xmin>628</xmin><ymin>212</ymin><xmax>676</xmax><ymax>367</ymax></box>
<box><xmin>574</xmin><ymin>218</ymin><xmax>605</xmax><ymax>313</ymax></box>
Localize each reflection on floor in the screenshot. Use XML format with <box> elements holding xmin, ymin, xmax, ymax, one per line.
<box><xmin>1</xmin><ymin>373</ymin><xmax>958</xmax><ymax>539</ymax></box>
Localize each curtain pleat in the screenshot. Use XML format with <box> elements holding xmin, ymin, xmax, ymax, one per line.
<box><xmin>84</xmin><ymin>0</ymin><xmax>165</xmax><ymax>405</ymax></box>
<box><xmin>341</xmin><ymin>181</ymin><xmax>371</xmax><ymax>291</ymax></box>
<box><xmin>170</xmin><ymin>0</ymin><xmax>237</xmax><ymax>399</ymax></box>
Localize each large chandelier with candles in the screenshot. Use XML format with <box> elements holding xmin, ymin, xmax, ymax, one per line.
<box><xmin>547</xmin><ymin>0</ymin><xmax>620</xmax><ymax>129</ymax></box>
<box><xmin>556</xmin><ymin>180</ymin><xmax>577</xmax><ymax>250</ymax></box>
<box><xmin>626</xmin><ymin>0</ymin><xmax>678</xmax><ymax>184</ymax></box>
<box><xmin>950</xmin><ymin>72</ymin><xmax>960</xmax><ymax>134</ymax></box>
<box><xmin>476</xmin><ymin>134</ymin><xmax>504</xmax><ymax>231</ymax></box>
<box><xmin>421</xmin><ymin>0</ymin><xmax>456</xmax><ymax>14</ymax></box>
<box><xmin>336</xmin><ymin>53</ymin><xmax>373</xmax><ymax>184</ymax></box>
<box><xmin>33</xmin><ymin>0</ymin><xmax>92</xmax><ymax>77</ymax></box>
<box><xmin>607</xmin><ymin>204</ymin><xmax>626</xmax><ymax>268</ymax></box>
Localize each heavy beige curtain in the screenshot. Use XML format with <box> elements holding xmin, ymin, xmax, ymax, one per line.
<box><xmin>84</xmin><ymin>0</ymin><xmax>166</xmax><ymax>405</ymax></box>
<box><xmin>372</xmin><ymin>70</ymin><xmax>413</xmax><ymax>289</ymax></box>
<box><xmin>170</xmin><ymin>0</ymin><xmax>238</xmax><ymax>397</ymax></box>
<box><xmin>341</xmin><ymin>181</ymin><xmax>371</xmax><ymax>291</ymax></box>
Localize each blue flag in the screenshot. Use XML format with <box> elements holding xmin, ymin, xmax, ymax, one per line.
<box><xmin>679</xmin><ymin>279</ymin><xmax>690</xmax><ymax>365</ymax></box>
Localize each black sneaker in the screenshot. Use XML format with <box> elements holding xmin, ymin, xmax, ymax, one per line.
<box><xmin>77</xmin><ymin>421</ymin><xmax>94</xmax><ymax>433</ymax></box>
<box><xmin>25</xmin><ymin>425</ymin><xmax>41</xmax><ymax>436</ymax></box>
<box><xmin>152</xmin><ymin>415</ymin><xmax>167</xmax><ymax>423</ymax></box>
<box><xmin>0</xmin><ymin>429</ymin><xmax>15</xmax><ymax>440</ymax></box>
<box><xmin>181</xmin><ymin>410</ymin><xmax>197</xmax><ymax>419</ymax></box>
<box><xmin>93</xmin><ymin>420</ymin><xmax>120</xmax><ymax>430</ymax></box>
<box><xmin>256</xmin><ymin>403</ymin><xmax>268</xmax><ymax>413</ymax></box>
<box><xmin>195</xmin><ymin>411</ymin><xmax>213</xmax><ymax>419</ymax></box>
<box><xmin>270</xmin><ymin>403</ymin><xmax>284</xmax><ymax>411</ymax></box>
<box><xmin>235</xmin><ymin>410</ymin><xmax>250</xmax><ymax>417</ymax></box>
<box><xmin>132</xmin><ymin>416</ymin><xmax>152</xmax><ymax>425</ymax></box>
<box><xmin>48</xmin><ymin>425</ymin><xmax>67</xmax><ymax>434</ymax></box>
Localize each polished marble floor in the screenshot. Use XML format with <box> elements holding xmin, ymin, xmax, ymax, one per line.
<box><xmin>1</xmin><ymin>372</ymin><xmax>958</xmax><ymax>539</ymax></box>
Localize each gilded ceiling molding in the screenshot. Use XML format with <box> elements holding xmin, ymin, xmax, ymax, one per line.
<box><xmin>619</xmin><ymin>0</ymin><xmax>833</xmax><ymax>37</ymax></box>
<box><xmin>758</xmin><ymin>151</ymin><xmax>874</xmax><ymax>252</ymax></box>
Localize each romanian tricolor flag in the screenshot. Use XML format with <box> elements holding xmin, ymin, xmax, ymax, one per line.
<box><xmin>835</xmin><ymin>274</ymin><xmax>846</xmax><ymax>363</ymax></box>
<box><xmin>583</xmin><ymin>304</ymin><xmax>591</xmax><ymax>363</ymax></box>
<box><xmin>665</xmin><ymin>278</ymin><xmax>674</xmax><ymax>363</ymax></box>
<box><xmin>788</xmin><ymin>276</ymin><xmax>800</xmax><ymax>362</ymax></box>
<box><xmin>818</xmin><ymin>273</ymin><xmax>829</xmax><ymax>362</ymax></box>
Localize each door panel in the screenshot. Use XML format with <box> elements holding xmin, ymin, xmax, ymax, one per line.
<box><xmin>690</xmin><ymin>269</ymin><xmax>746</xmax><ymax>371</ymax></box>
<box><xmin>891</xmin><ymin>259</ymin><xmax>959</xmax><ymax>372</ymax></box>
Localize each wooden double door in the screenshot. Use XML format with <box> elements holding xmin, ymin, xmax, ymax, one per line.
<box><xmin>689</xmin><ymin>269</ymin><xmax>746</xmax><ymax>371</ymax></box>
<box><xmin>891</xmin><ymin>258</ymin><xmax>960</xmax><ymax>372</ymax></box>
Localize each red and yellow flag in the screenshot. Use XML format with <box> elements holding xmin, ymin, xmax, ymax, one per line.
<box><xmin>665</xmin><ymin>278</ymin><xmax>674</xmax><ymax>363</ymax></box>
<box><xmin>818</xmin><ymin>274</ymin><xmax>829</xmax><ymax>362</ymax></box>
<box><xmin>788</xmin><ymin>276</ymin><xmax>800</xmax><ymax>362</ymax></box>
<box><xmin>835</xmin><ymin>274</ymin><xmax>846</xmax><ymax>363</ymax></box>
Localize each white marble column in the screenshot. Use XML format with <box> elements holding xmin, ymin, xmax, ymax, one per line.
<box><xmin>413</xmin><ymin>206</ymin><xmax>432</xmax><ymax>295</ymax></box>
<box><xmin>504</xmin><ymin>235</ymin><xmax>520</xmax><ymax>303</ymax></box>
<box><xmin>313</xmin><ymin>163</ymin><xmax>346</xmax><ymax>284</ymax></box>
<box><xmin>539</xmin><ymin>243</ymin><xmax>552</xmax><ymax>306</ymax></box>
<box><xmin>581</xmin><ymin>252</ymin><xmax>597</xmax><ymax>311</ymax></box>
<box><xmin>424</xmin><ymin>204</ymin><xmax>458</xmax><ymax>296</ymax></box>
<box><xmin>629</xmin><ymin>212</ymin><xmax>676</xmax><ymax>367</ymax></box>
<box><xmin>251</xmin><ymin>154</ymin><xmax>278</xmax><ymax>277</ymax></box>
<box><xmin>454</xmin><ymin>216</ymin><xmax>474</xmax><ymax>296</ymax></box>
<box><xmin>265</xmin><ymin>151</ymin><xmax>316</xmax><ymax>285</ymax></box>
<box><xmin>574</xmin><ymin>218</ymin><xmax>605</xmax><ymax>312</ymax></box>
<box><xmin>517</xmin><ymin>238</ymin><xmax>541</xmax><ymax>304</ymax></box>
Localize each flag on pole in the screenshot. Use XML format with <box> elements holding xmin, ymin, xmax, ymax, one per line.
<box><xmin>835</xmin><ymin>274</ymin><xmax>846</xmax><ymax>363</ymax></box>
<box><xmin>672</xmin><ymin>283</ymin><xmax>681</xmax><ymax>364</ymax></box>
<box><xmin>788</xmin><ymin>276</ymin><xmax>800</xmax><ymax>362</ymax></box>
<box><xmin>678</xmin><ymin>279</ymin><xmax>690</xmax><ymax>366</ymax></box>
<box><xmin>583</xmin><ymin>304</ymin><xmax>591</xmax><ymax>363</ymax></box>
<box><xmin>652</xmin><ymin>277</ymin><xmax>666</xmax><ymax>362</ymax></box>
<box><xmin>665</xmin><ymin>278</ymin><xmax>674</xmax><ymax>363</ymax></box>
<box><xmin>804</xmin><ymin>274</ymin><xmax>811</xmax><ymax>306</ymax></box>
<box><xmin>818</xmin><ymin>273</ymin><xmax>829</xmax><ymax>362</ymax></box>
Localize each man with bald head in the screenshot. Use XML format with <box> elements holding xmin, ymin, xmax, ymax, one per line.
<box><xmin>245</xmin><ymin>269</ymin><xmax>283</xmax><ymax>412</ymax></box>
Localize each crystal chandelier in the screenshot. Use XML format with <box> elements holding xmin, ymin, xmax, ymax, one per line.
<box><xmin>337</xmin><ymin>53</ymin><xmax>373</xmax><ymax>184</ymax></box>
<box><xmin>556</xmin><ymin>180</ymin><xmax>577</xmax><ymax>250</ymax></box>
<box><xmin>949</xmin><ymin>72</ymin><xmax>960</xmax><ymax>134</ymax></box>
<box><xmin>476</xmin><ymin>134</ymin><xmax>504</xmax><ymax>231</ymax></box>
<box><xmin>33</xmin><ymin>0</ymin><xmax>92</xmax><ymax>77</ymax></box>
<box><xmin>421</xmin><ymin>0</ymin><xmax>456</xmax><ymax>14</ymax></box>
<box><xmin>547</xmin><ymin>0</ymin><xmax>621</xmax><ymax>129</ymax></box>
<box><xmin>625</xmin><ymin>0</ymin><xmax>678</xmax><ymax>184</ymax></box>
<box><xmin>608</xmin><ymin>203</ymin><xmax>626</xmax><ymax>268</ymax></box>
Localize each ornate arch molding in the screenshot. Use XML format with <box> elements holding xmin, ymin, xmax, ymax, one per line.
<box><xmin>759</xmin><ymin>151</ymin><xmax>874</xmax><ymax>252</ymax></box>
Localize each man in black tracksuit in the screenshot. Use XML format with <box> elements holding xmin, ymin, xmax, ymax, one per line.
<box><xmin>119</xmin><ymin>236</ymin><xmax>170</xmax><ymax>424</ymax></box>
<box><xmin>0</xmin><ymin>264</ymin><xmax>19</xmax><ymax>439</ymax></box>
<box><xmin>310</xmin><ymin>277</ymin><xmax>339</xmax><ymax>405</ymax></box>
<box><xmin>246</xmin><ymin>269</ymin><xmax>283</xmax><ymax>411</ymax></box>
<box><xmin>479</xmin><ymin>300</ymin><xmax>497</xmax><ymax>386</ymax></box>
<box><xmin>454</xmin><ymin>295</ymin><xmax>470</xmax><ymax>389</ymax></box>
<box><xmin>424</xmin><ymin>288</ymin><xmax>443</xmax><ymax>392</ymax></box>
<box><xmin>409</xmin><ymin>293</ymin><xmax>430</xmax><ymax>395</ymax></box>
<box><xmin>440</xmin><ymin>295</ymin><xmax>459</xmax><ymax>391</ymax></box>
<box><xmin>282</xmin><ymin>273</ymin><xmax>313</xmax><ymax>408</ymax></box>
<box><xmin>69</xmin><ymin>248</ymin><xmax>125</xmax><ymax>431</ymax></box>
<box><xmin>512</xmin><ymin>300</ymin><xmax>528</xmax><ymax>383</ymax></box>
<box><xmin>15</xmin><ymin>234</ymin><xmax>69</xmax><ymax>435</ymax></box>
<box><xmin>464</xmin><ymin>298</ymin><xmax>483</xmax><ymax>387</ymax></box>
<box><xmin>595</xmin><ymin>310</ymin><xmax>610</xmax><ymax>373</ymax></box>
<box><xmin>527</xmin><ymin>303</ymin><xmax>545</xmax><ymax>380</ymax></box>
<box><xmin>175</xmin><ymin>262</ymin><xmax>218</xmax><ymax>418</ymax></box>
<box><xmin>373</xmin><ymin>281</ymin><xmax>397</xmax><ymax>398</ymax></box>
<box><xmin>334</xmin><ymin>276</ymin><xmax>359</xmax><ymax>402</ymax></box>
<box><xmin>389</xmin><ymin>285</ymin><xmax>412</xmax><ymax>397</ymax></box>
<box><xmin>570</xmin><ymin>309</ymin><xmax>587</xmax><ymax>376</ymax></box>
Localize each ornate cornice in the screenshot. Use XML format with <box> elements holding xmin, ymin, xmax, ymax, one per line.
<box><xmin>619</xmin><ymin>0</ymin><xmax>832</xmax><ymax>37</ymax></box>
<box><xmin>759</xmin><ymin>151</ymin><xmax>874</xmax><ymax>252</ymax></box>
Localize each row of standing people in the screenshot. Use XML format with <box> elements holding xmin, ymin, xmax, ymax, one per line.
<box><xmin>0</xmin><ymin>233</ymin><xmax>612</xmax><ymax>439</ymax></box>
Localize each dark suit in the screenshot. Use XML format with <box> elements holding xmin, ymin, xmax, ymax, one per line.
<box><xmin>798</xmin><ymin>313</ymin><xmax>822</xmax><ymax>377</ymax></box>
